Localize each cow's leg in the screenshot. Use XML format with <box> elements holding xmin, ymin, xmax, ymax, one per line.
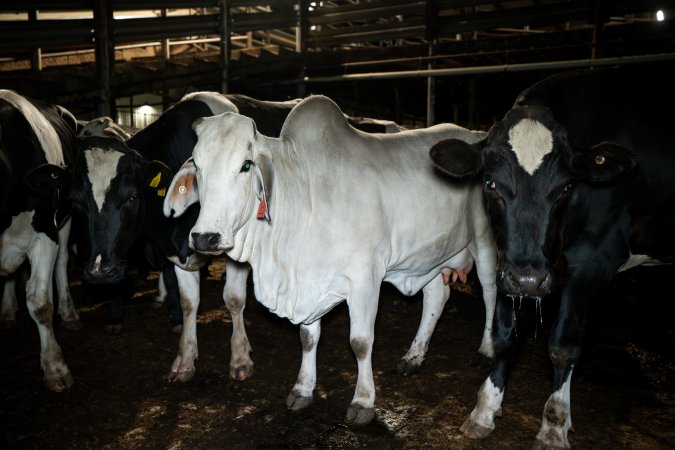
<box><xmin>26</xmin><ymin>235</ymin><xmax>73</xmax><ymax>391</ymax></box>
<box><xmin>223</xmin><ymin>259</ymin><xmax>254</xmax><ymax>380</ymax></box>
<box><xmin>286</xmin><ymin>320</ymin><xmax>321</xmax><ymax>411</ymax></box>
<box><xmin>345</xmin><ymin>284</ymin><xmax>380</xmax><ymax>425</ymax></box>
<box><xmin>0</xmin><ymin>276</ymin><xmax>18</xmax><ymax>329</ymax></box>
<box><xmin>396</xmin><ymin>273</ymin><xmax>449</xmax><ymax>375</ymax></box>
<box><xmin>103</xmin><ymin>287</ymin><xmax>125</xmax><ymax>335</ymax></box>
<box><xmin>168</xmin><ymin>266</ymin><xmax>200</xmax><ymax>382</ymax></box>
<box><xmin>161</xmin><ymin>265</ymin><xmax>183</xmax><ymax>334</ymax></box>
<box><xmin>54</xmin><ymin>219</ymin><xmax>82</xmax><ymax>330</ymax></box>
<box><xmin>152</xmin><ymin>271</ymin><xmax>167</xmax><ymax>308</ymax></box>
<box><xmin>535</xmin><ymin>283</ymin><xmax>591</xmax><ymax>449</ymax></box>
<box><xmin>470</xmin><ymin>239</ymin><xmax>498</xmax><ymax>365</ymax></box>
<box><xmin>461</xmin><ymin>293</ymin><xmax>514</xmax><ymax>438</ymax></box>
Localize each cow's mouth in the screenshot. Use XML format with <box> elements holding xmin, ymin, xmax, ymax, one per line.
<box><xmin>82</xmin><ymin>263</ymin><xmax>127</xmax><ymax>284</ymax></box>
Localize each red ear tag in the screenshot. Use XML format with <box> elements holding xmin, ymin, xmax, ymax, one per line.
<box><xmin>256</xmin><ymin>197</ymin><xmax>267</xmax><ymax>219</ymax></box>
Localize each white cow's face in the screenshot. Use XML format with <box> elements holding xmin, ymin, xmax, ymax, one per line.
<box><xmin>164</xmin><ymin>112</ymin><xmax>270</xmax><ymax>255</ymax></box>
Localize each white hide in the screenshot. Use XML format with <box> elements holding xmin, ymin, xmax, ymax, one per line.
<box><xmin>84</xmin><ymin>147</ymin><xmax>123</xmax><ymax>212</ymax></box>
<box><xmin>185</xmin><ymin>97</ymin><xmax>493</xmax><ymax>324</ymax></box>
<box><xmin>508</xmin><ymin>118</ymin><xmax>553</xmax><ymax>175</ymax></box>
<box><xmin>166</xmin><ymin>95</ymin><xmax>498</xmax><ymax>420</ymax></box>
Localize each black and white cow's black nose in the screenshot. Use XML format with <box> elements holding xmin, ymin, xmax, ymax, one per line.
<box><xmin>501</xmin><ymin>266</ymin><xmax>553</xmax><ymax>297</ymax></box>
<box><xmin>191</xmin><ymin>232</ymin><xmax>224</xmax><ymax>254</ymax></box>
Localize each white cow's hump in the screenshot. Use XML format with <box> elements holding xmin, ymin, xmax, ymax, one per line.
<box><xmin>179</xmin><ymin>91</ymin><xmax>239</xmax><ymax>116</ymax></box>
<box><xmin>281</xmin><ymin>95</ymin><xmax>351</xmax><ymax>139</ymax></box>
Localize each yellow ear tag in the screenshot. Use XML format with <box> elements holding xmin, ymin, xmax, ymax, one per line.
<box><xmin>149</xmin><ymin>172</ymin><xmax>161</xmax><ymax>188</ymax></box>
<box><xmin>157</xmin><ymin>188</ymin><xmax>166</xmax><ymax>197</ymax></box>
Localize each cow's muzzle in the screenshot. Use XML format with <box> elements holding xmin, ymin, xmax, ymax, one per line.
<box><xmin>82</xmin><ymin>261</ymin><xmax>126</xmax><ymax>284</ymax></box>
<box><xmin>190</xmin><ymin>232</ymin><xmax>231</xmax><ymax>255</ymax></box>
<box><xmin>500</xmin><ymin>265</ymin><xmax>553</xmax><ymax>298</ymax></box>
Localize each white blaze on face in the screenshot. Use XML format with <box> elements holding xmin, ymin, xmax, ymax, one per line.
<box><xmin>84</xmin><ymin>147</ymin><xmax>124</xmax><ymax>212</ymax></box>
<box><xmin>94</xmin><ymin>254</ymin><xmax>102</xmax><ymax>273</ymax></box>
<box><xmin>508</xmin><ymin>118</ymin><xmax>553</xmax><ymax>175</ymax></box>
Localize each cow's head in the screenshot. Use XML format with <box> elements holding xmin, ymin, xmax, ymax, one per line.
<box><xmin>70</xmin><ymin>136</ymin><xmax>171</xmax><ymax>283</ymax></box>
<box><xmin>163</xmin><ymin>112</ymin><xmax>272</xmax><ymax>256</ymax></box>
<box><xmin>430</xmin><ymin>106</ymin><xmax>636</xmax><ymax>297</ymax></box>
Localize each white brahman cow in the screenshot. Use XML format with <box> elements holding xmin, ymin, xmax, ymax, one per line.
<box><xmin>163</xmin><ymin>95</ymin><xmax>497</xmax><ymax>424</ymax></box>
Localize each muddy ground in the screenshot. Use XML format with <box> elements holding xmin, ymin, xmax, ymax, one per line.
<box><xmin>1</xmin><ymin>259</ymin><xmax>674</xmax><ymax>449</ymax></box>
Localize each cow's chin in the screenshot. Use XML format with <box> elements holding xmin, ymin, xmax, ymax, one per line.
<box><xmin>82</xmin><ymin>266</ymin><xmax>127</xmax><ymax>285</ymax></box>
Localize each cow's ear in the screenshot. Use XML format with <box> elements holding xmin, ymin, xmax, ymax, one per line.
<box><xmin>24</xmin><ymin>163</ymin><xmax>69</xmax><ymax>194</ymax></box>
<box><xmin>568</xmin><ymin>141</ymin><xmax>637</xmax><ymax>182</ymax></box>
<box><xmin>144</xmin><ymin>160</ymin><xmax>173</xmax><ymax>198</ymax></box>
<box><xmin>252</xmin><ymin>152</ymin><xmax>272</xmax><ymax>222</ymax></box>
<box><xmin>429</xmin><ymin>138</ymin><xmax>484</xmax><ymax>178</ymax></box>
<box><xmin>163</xmin><ymin>157</ymin><xmax>199</xmax><ymax>218</ymax></box>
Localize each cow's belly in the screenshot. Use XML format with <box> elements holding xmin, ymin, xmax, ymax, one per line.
<box><xmin>0</xmin><ymin>211</ymin><xmax>35</xmax><ymax>275</ymax></box>
<box><xmin>385</xmin><ymin>248</ymin><xmax>473</xmax><ymax>295</ymax></box>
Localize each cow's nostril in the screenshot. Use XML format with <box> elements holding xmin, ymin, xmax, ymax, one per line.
<box><xmin>191</xmin><ymin>232</ymin><xmax>221</xmax><ymax>251</ymax></box>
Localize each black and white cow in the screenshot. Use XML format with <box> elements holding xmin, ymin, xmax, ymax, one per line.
<box><xmin>429</xmin><ymin>66</ymin><xmax>675</xmax><ymax>448</ymax></box>
<box><xmin>0</xmin><ymin>89</ymin><xmax>81</xmax><ymax>391</ymax></box>
<box><xmin>69</xmin><ymin>92</ymin><xmax>302</xmax><ymax>379</ymax></box>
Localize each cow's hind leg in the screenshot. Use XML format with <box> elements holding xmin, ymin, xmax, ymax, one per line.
<box><xmin>223</xmin><ymin>259</ymin><xmax>254</xmax><ymax>380</ymax></box>
<box><xmin>286</xmin><ymin>320</ymin><xmax>321</xmax><ymax>411</ymax></box>
<box><xmin>461</xmin><ymin>293</ymin><xmax>514</xmax><ymax>439</ymax></box>
<box><xmin>168</xmin><ymin>266</ymin><xmax>200</xmax><ymax>382</ymax></box>
<box><xmin>55</xmin><ymin>219</ymin><xmax>82</xmax><ymax>330</ymax></box>
<box><xmin>396</xmin><ymin>273</ymin><xmax>449</xmax><ymax>375</ymax></box>
<box><xmin>27</xmin><ymin>235</ymin><xmax>73</xmax><ymax>391</ymax></box>
<box><xmin>0</xmin><ymin>276</ymin><xmax>18</xmax><ymax>329</ymax></box>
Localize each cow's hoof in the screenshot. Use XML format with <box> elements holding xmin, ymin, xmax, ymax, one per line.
<box><xmin>62</xmin><ymin>319</ymin><xmax>83</xmax><ymax>331</ymax></box>
<box><xmin>171</xmin><ymin>324</ymin><xmax>183</xmax><ymax>334</ymax></box>
<box><xmin>460</xmin><ymin>417</ymin><xmax>494</xmax><ymax>439</ymax></box>
<box><xmin>168</xmin><ymin>369</ymin><xmax>195</xmax><ymax>383</ymax></box>
<box><xmin>532</xmin><ymin>438</ymin><xmax>569</xmax><ymax>450</ymax></box>
<box><xmin>471</xmin><ymin>352</ymin><xmax>493</xmax><ymax>370</ymax></box>
<box><xmin>44</xmin><ymin>372</ymin><xmax>74</xmax><ymax>392</ymax></box>
<box><xmin>345</xmin><ymin>403</ymin><xmax>376</xmax><ymax>425</ymax></box>
<box><xmin>230</xmin><ymin>363</ymin><xmax>254</xmax><ymax>381</ymax></box>
<box><xmin>394</xmin><ymin>359</ymin><xmax>421</xmax><ymax>377</ymax></box>
<box><xmin>0</xmin><ymin>319</ymin><xmax>16</xmax><ymax>330</ymax></box>
<box><xmin>286</xmin><ymin>392</ymin><xmax>313</xmax><ymax>411</ymax></box>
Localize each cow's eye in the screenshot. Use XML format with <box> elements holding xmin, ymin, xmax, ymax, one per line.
<box><xmin>484</xmin><ymin>175</ymin><xmax>496</xmax><ymax>191</ymax></box>
<box><xmin>241</xmin><ymin>160</ymin><xmax>253</xmax><ymax>173</ymax></box>
<box><xmin>127</xmin><ymin>193</ymin><xmax>139</xmax><ymax>204</ymax></box>
<box><xmin>563</xmin><ymin>182</ymin><xmax>573</xmax><ymax>193</ymax></box>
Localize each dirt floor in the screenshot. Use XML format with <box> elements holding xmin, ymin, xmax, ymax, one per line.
<box><xmin>1</xmin><ymin>259</ymin><xmax>674</xmax><ymax>449</ymax></box>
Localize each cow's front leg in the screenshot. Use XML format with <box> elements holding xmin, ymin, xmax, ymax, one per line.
<box><xmin>462</xmin><ymin>293</ymin><xmax>514</xmax><ymax>438</ymax></box>
<box><xmin>27</xmin><ymin>236</ymin><xmax>73</xmax><ymax>391</ymax></box>
<box><xmin>535</xmin><ymin>286</ymin><xmax>590</xmax><ymax>449</ymax></box>
<box><xmin>223</xmin><ymin>259</ymin><xmax>254</xmax><ymax>380</ymax></box>
<box><xmin>0</xmin><ymin>276</ymin><xmax>18</xmax><ymax>329</ymax></box>
<box><xmin>169</xmin><ymin>266</ymin><xmax>200</xmax><ymax>382</ymax></box>
<box><xmin>346</xmin><ymin>286</ymin><xmax>380</xmax><ymax>425</ymax></box>
<box><xmin>54</xmin><ymin>219</ymin><xmax>82</xmax><ymax>330</ymax></box>
<box><xmin>161</xmin><ymin>265</ymin><xmax>183</xmax><ymax>334</ymax></box>
<box><xmin>396</xmin><ymin>273</ymin><xmax>449</xmax><ymax>375</ymax></box>
<box><xmin>286</xmin><ymin>320</ymin><xmax>321</xmax><ymax>411</ymax></box>
<box><xmin>470</xmin><ymin>239</ymin><xmax>498</xmax><ymax>365</ymax></box>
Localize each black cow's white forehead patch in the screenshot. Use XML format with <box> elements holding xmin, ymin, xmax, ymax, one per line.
<box><xmin>84</xmin><ymin>147</ymin><xmax>124</xmax><ymax>212</ymax></box>
<box><xmin>507</xmin><ymin>118</ymin><xmax>553</xmax><ymax>175</ymax></box>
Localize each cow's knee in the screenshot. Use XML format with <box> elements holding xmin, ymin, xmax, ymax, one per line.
<box><xmin>549</xmin><ymin>345</ymin><xmax>580</xmax><ymax>367</ymax></box>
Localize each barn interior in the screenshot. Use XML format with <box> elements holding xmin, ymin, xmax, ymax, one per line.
<box><xmin>1</xmin><ymin>0</ymin><xmax>674</xmax><ymax>130</ymax></box>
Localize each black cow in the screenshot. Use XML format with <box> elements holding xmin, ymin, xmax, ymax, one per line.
<box><xmin>0</xmin><ymin>89</ymin><xmax>81</xmax><ymax>391</ymax></box>
<box><xmin>429</xmin><ymin>66</ymin><xmax>675</xmax><ymax>448</ymax></box>
<box><xmin>70</xmin><ymin>92</ymin><xmax>302</xmax><ymax>381</ymax></box>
